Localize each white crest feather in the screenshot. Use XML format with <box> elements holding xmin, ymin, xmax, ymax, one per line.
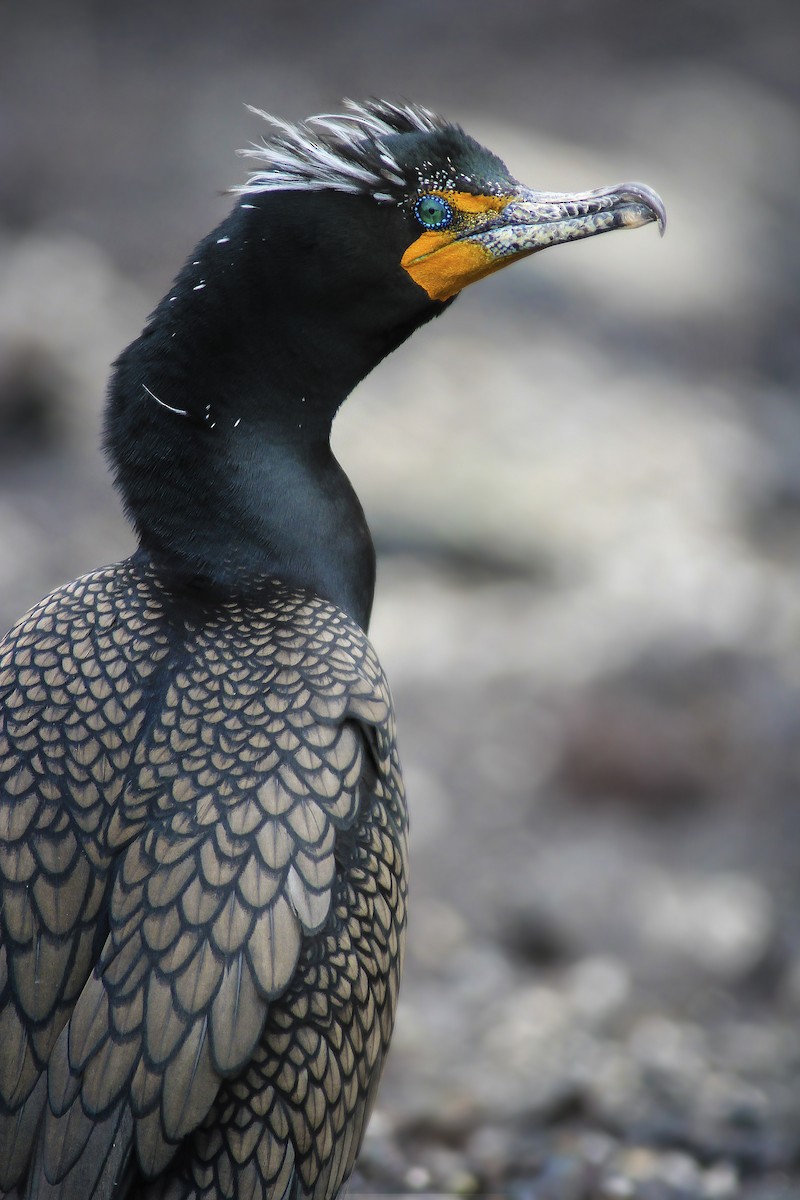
<box><xmin>233</xmin><ymin>98</ymin><xmax>450</xmax><ymax>203</ymax></box>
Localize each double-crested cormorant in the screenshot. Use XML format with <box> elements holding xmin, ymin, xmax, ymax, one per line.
<box><xmin>0</xmin><ymin>100</ymin><xmax>664</xmax><ymax>1198</ymax></box>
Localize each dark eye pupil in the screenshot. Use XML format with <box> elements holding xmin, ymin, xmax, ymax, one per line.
<box><xmin>415</xmin><ymin>195</ymin><xmax>452</xmax><ymax>229</ymax></box>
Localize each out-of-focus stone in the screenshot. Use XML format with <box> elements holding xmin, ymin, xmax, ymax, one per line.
<box><xmin>640</xmin><ymin>873</ymin><xmax>775</xmax><ymax>981</ymax></box>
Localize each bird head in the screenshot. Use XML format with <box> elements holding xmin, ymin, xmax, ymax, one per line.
<box><xmin>236</xmin><ymin>99</ymin><xmax>665</xmax><ymax>309</ymax></box>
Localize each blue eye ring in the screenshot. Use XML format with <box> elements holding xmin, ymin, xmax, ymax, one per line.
<box><xmin>414</xmin><ymin>194</ymin><xmax>453</xmax><ymax>230</ymax></box>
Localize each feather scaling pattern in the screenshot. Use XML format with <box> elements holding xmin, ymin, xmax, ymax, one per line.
<box><xmin>0</xmin><ymin>557</ymin><xmax>406</xmax><ymax>1197</ymax></box>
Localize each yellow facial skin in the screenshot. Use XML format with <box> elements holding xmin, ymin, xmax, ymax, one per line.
<box><xmin>401</xmin><ymin>191</ymin><xmax>513</xmax><ymax>303</ymax></box>
<box><xmin>400</xmin><ymin>180</ymin><xmax>666</xmax><ymax>303</ymax></box>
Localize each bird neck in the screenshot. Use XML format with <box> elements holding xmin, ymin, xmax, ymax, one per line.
<box><xmin>104</xmin><ymin>200</ymin><xmax>429</xmax><ymax>631</ymax></box>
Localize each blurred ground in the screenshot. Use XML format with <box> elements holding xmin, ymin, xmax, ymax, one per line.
<box><xmin>2</xmin><ymin>3</ymin><xmax>800</xmax><ymax>1196</ymax></box>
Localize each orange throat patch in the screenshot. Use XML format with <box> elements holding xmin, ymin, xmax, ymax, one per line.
<box><xmin>401</xmin><ymin>190</ymin><xmax>513</xmax><ymax>302</ymax></box>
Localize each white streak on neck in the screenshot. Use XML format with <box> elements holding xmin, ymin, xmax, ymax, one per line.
<box><xmin>143</xmin><ymin>382</ymin><xmax>189</xmax><ymax>417</ymax></box>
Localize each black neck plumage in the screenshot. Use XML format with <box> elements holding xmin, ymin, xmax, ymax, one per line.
<box><xmin>104</xmin><ymin>194</ymin><xmax>440</xmax><ymax>630</ymax></box>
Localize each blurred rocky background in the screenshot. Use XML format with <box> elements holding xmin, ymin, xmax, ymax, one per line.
<box><xmin>2</xmin><ymin>2</ymin><xmax>800</xmax><ymax>1196</ymax></box>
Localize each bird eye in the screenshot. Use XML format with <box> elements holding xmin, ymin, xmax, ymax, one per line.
<box><xmin>414</xmin><ymin>194</ymin><xmax>453</xmax><ymax>230</ymax></box>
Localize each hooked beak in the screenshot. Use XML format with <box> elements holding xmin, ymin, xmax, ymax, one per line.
<box><xmin>476</xmin><ymin>180</ymin><xmax>665</xmax><ymax>255</ymax></box>
<box><xmin>401</xmin><ymin>181</ymin><xmax>666</xmax><ymax>302</ymax></box>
